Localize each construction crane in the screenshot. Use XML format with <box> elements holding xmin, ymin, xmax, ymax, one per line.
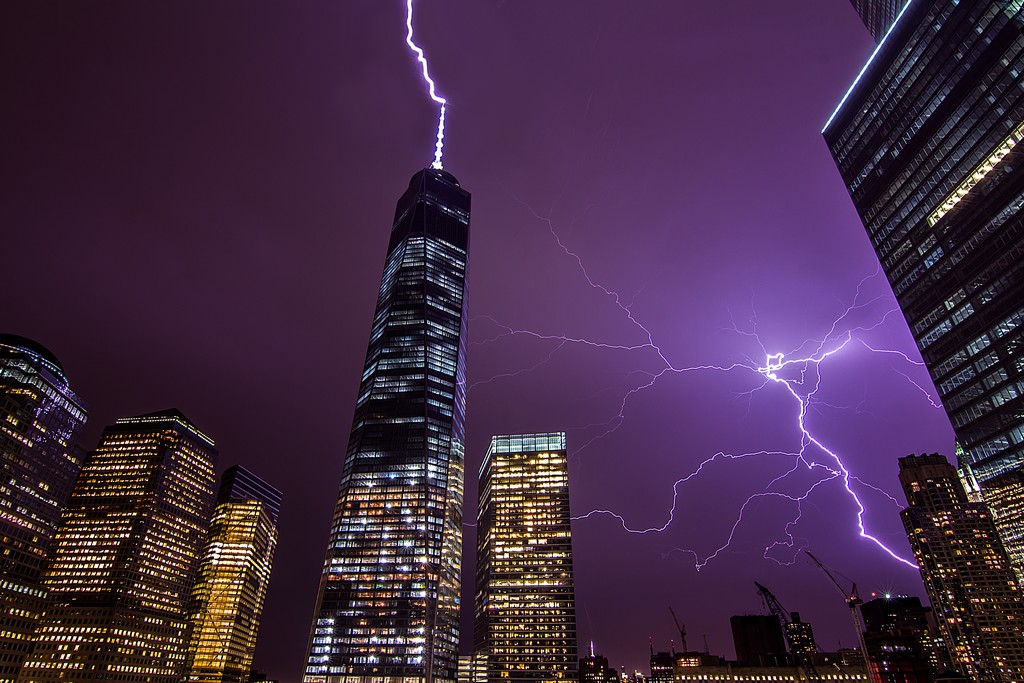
<box><xmin>753</xmin><ymin>582</ymin><xmax>819</xmax><ymax>682</ymax></box>
<box><xmin>669</xmin><ymin>606</ymin><xmax>688</xmax><ymax>653</ymax></box>
<box><xmin>804</xmin><ymin>550</ymin><xmax>871</xmax><ymax>671</ymax></box>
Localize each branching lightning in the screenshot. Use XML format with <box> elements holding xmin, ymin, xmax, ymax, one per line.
<box><xmin>476</xmin><ymin>202</ymin><xmax>942</xmax><ymax>572</ymax></box>
<box><xmin>404</xmin><ymin>0</ymin><xmax>447</xmax><ymax>169</ymax></box>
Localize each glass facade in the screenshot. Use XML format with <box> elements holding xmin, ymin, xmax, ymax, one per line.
<box><xmin>473</xmin><ymin>433</ymin><xmax>577</xmax><ymax>683</ymax></box>
<box><xmin>303</xmin><ymin>168</ymin><xmax>470</xmax><ymax>683</ymax></box>
<box><xmin>18</xmin><ymin>409</ymin><xmax>217</xmax><ymax>683</ymax></box>
<box><xmin>898</xmin><ymin>454</ymin><xmax>1024</xmax><ymax>681</ymax></box>
<box><xmin>824</xmin><ymin>0</ymin><xmax>1024</xmax><ymax>579</ymax></box>
<box><xmin>185</xmin><ymin>466</ymin><xmax>281</xmax><ymax>683</ymax></box>
<box><xmin>0</xmin><ymin>335</ymin><xmax>87</xmax><ymax>682</ymax></box>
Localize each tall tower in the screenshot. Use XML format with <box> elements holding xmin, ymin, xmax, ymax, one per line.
<box><xmin>847</xmin><ymin>0</ymin><xmax>903</xmax><ymax>42</ymax></box>
<box><xmin>473</xmin><ymin>433</ymin><xmax>578</xmax><ymax>683</ymax></box>
<box><xmin>823</xmin><ymin>1</ymin><xmax>1024</xmax><ymax>580</ymax></box>
<box><xmin>898</xmin><ymin>453</ymin><xmax>1024</xmax><ymax>681</ymax></box>
<box><xmin>18</xmin><ymin>409</ymin><xmax>218</xmax><ymax>683</ymax></box>
<box><xmin>303</xmin><ymin>168</ymin><xmax>470</xmax><ymax>683</ymax></box>
<box><xmin>0</xmin><ymin>335</ymin><xmax>88</xmax><ymax>681</ymax></box>
<box><xmin>185</xmin><ymin>466</ymin><xmax>282</xmax><ymax>683</ymax></box>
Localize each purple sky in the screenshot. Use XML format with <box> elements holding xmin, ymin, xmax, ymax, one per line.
<box><xmin>3</xmin><ymin>2</ymin><xmax>955</xmax><ymax>680</ymax></box>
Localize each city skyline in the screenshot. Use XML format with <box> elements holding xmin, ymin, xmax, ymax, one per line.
<box><xmin>2</xmin><ymin>2</ymin><xmax>955</xmax><ymax>679</ymax></box>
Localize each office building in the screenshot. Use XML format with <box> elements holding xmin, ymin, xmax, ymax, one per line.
<box><xmin>473</xmin><ymin>433</ymin><xmax>577</xmax><ymax>683</ymax></box>
<box><xmin>898</xmin><ymin>453</ymin><xmax>1024</xmax><ymax>681</ymax></box>
<box><xmin>185</xmin><ymin>466</ymin><xmax>282</xmax><ymax>683</ymax></box>
<box><xmin>579</xmin><ymin>644</ymin><xmax>617</xmax><ymax>683</ymax></box>
<box><xmin>848</xmin><ymin>0</ymin><xmax>903</xmax><ymax>42</ymax></box>
<box><xmin>303</xmin><ymin>168</ymin><xmax>471</xmax><ymax>683</ymax></box>
<box><xmin>0</xmin><ymin>335</ymin><xmax>88</xmax><ymax>681</ymax></box>
<box><xmin>860</xmin><ymin>596</ymin><xmax>934</xmax><ymax>683</ymax></box>
<box><xmin>784</xmin><ymin>613</ymin><xmax>816</xmax><ymax>661</ymax></box>
<box><xmin>18</xmin><ymin>409</ymin><xmax>218</xmax><ymax>683</ymax></box>
<box><xmin>824</xmin><ymin>0</ymin><xmax>1024</xmax><ymax>580</ymax></box>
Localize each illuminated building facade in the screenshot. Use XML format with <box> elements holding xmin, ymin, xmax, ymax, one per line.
<box><xmin>0</xmin><ymin>335</ymin><xmax>87</xmax><ymax>681</ymax></box>
<box><xmin>303</xmin><ymin>168</ymin><xmax>470</xmax><ymax>683</ymax></box>
<box><xmin>473</xmin><ymin>433</ymin><xmax>577</xmax><ymax>683</ymax></box>
<box><xmin>897</xmin><ymin>453</ymin><xmax>1024</xmax><ymax>681</ymax></box>
<box><xmin>18</xmin><ymin>409</ymin><xmax>217</xmax><ymax>683</ymax></box>
<box><xmin>579</xmin><ymin>646</ymin><xmax>618</xmax><ymax>683</ymax></box>
<box><xmin>860</xmin><ymin>596</ymin><xmax>934</xmax><ymax>683</ymax></box>
<box><xmin>783</xmin><ymin>613</ymin><xmax>816</xmax><ymax>661</ymax></box>
<box><xmin>824</xmin><ymin>0</ymin><xmax>1024</xmax><ymax>581</ymax></box>
<box><xmin>185</xmin><ymin>466</ymin><xmax>281</xmax><ymax>683</ymax></box>
<box><xmin>848</xmin><ymin>0</ymin><xmax>901</xmax><ymax>42</ymax></box>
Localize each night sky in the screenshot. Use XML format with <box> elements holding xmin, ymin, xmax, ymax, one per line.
<box><xmin>2</xmin><ymin>2</ymin><xmax>955</xmax><ymax>680</ymax></box>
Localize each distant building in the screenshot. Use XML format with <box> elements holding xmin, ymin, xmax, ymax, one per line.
<box><xmin>861</xmin><ymin>595</ymin><xmax>940</xmax><ymax>682</ymax></box>
<box><xmin>730</xmin><ymin>615</ymin><xmax>788</xmax><ymax>667</ymax></box>
<box><xmin>580</xmin><ymin>644</ymin><xmax>618</xmax><ymax>683</ymax></box>
<box><xmin>898</xmin><ymin>453</ymin><xmax>1024</xmax><ymax>681</ymax></box>
<box><xmin>0</xmin><ymin>335</ymin><xmax>88</xmax><ymax>681</ymax></box>
<box><xmin>847</xmin><ymin>0</ymin><xmax>903</xmax><ymax>42</ymax></box>
<box><xmin>185</xmin><ymin>466</ymin><xmax>282</xmax><ymax>683</ymax></box>
<box><xmin>784</xmin><ymin>613</ymin><xmax>816</xmax><ymax>661</ymax></box>
<box><xmin>473</xmin><ymin>433</ymin><xmax>577</xmax><ymax>683</ymax></box>
<box><xmin>18</xmin><ymin>409</ymin><xmax>218</xmax><ymax>683</ymax></box>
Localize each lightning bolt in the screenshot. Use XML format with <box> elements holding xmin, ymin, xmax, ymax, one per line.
<box><xmin>476</xmin><ymin>202</ymin><xmax>939</xmax><ymax>571</ymax></box>
<box><xmin>404</xmin><ymin>0</ymin><xmax>447</xmax><ymax>169</ymax></box>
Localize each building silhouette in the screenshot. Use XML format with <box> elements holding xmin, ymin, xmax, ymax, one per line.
<box><xmin>473</xmin><ymin>433</ymin><xmax>577</xmax><ymax>683</ymax></box>
<box><xmin>783</xmin><ymin>613</ymin><xmax>816</xmax><ymax>661</ymax></box>
<box><xmin>303</xmin><ymin>168</ymin><xmax>471</xmax><ymax>683</ymax></box>
<box><xmin>18</xmin><ymin>409</ymin><xmax>217</xmax><ymax>683</ymax></box>
<box><xmin>730</xmin><ymin>615</ymin><xmax>787</xmax><ymax>667</ymax></box>
<box><xmin>185</xmin><ymin>466</ymin><xmax>282</xmax><ymax>683</ymax></box>
<box><xmin>860</xmin><ymin>595</ymin><xmax>936</xmax><ymax>683</ymax></box>
<box><xmin>0</xmin><ymin>335</ymin><xmax>88</xmax><ymax>681</ymax></box>
<box><xmin>898</xmin><ymin>453</ymin><xmax>1024</xmax><ymax>681</ymax></box>
<box><xmin>579</xmin><ymin>644</ymin><xmax>617</xmax><ymax>683</ymax></box>
<box><xmin>824</xmin><ymin>0</ymin><xmax>1024</xmax><ymax>580</ymax></box>
<box><xmin>848</xmin><ymin>0</ymin><xmax>903</xmax><ymax>42</ymax></box>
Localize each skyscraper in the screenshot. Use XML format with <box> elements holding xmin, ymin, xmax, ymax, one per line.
<box><xmin>19</xmin><ymin>409</ymin><xmax>217</xmax><ymax>683</ymax></box>
<box><xmin>185</xmin><ymin>466</ymin><xmax>282</xmax><ymax>683</ymax></box>
<box><xmin>860</xmin><ymin>596</ymin><xmax>935</xmax><ymax>683</ymax></box>
<box><xmin>848</xmin><ymin>0</ymin><xmax>903</xmax><ymax>42</ymax></box>
<box><xmin>303</xmin><ymin>168</ymin><xmax>470</xmax><ymax>683</ymax></box>
<box><xmin>0</xmin><ymin>335</ymin><xmax>88</xmax><ymax>681</ymax></box>
<box><xmin>473</xmin><ymin>433</ymin><xmax>577</xmax><ymax>683</ymax></box>
<box><xmin>897</xmin><ymin>453</ymin><xmax>1024</xmax><ymax>681</ymax></box>
<box><xmin>824</xmin><ymin>1</ymin><xmax>1024</xmax><ymax>578</ymax></box>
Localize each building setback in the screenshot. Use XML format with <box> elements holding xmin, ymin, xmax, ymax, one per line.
<box><xmin>824</xmin><ymin>0</ymin><xmax>1024</xmax><ymax>582</ymax></box>
<box><xmin>185</xmin><ymin>466</ymin><xmax>282</xmax><ymax>683</ymax></box>
<box><xmin>473</xmin><ymin>433</ymin><xmax>577</xmax><ymax>683</ymax></box>
<box><xmin>303</xmin><ymin>168</ymin><xmax>471</xmax><ymax>683</ymax></box>
<box><xmin>0</xmin><ymin>335</ymin><xmax>88</xmax><ymax>682</ymax></box>
<box><xmin>18</xmin><ymin>409</ymin><xmax>217</xmax><ymax>683</ymax></box>
<box><xmin>898</xmin><ymin>453</ymin><xmax>1024</xmax><ymax>681</ymax></box>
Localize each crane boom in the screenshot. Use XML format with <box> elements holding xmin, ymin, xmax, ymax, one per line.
<box><xmin>804</xmin><ymin>551</ymin><xmax>871</xmax><ymax>673</ymax></box>
<box><xmin>668</xmin><ymin>606</ymin><xmax>688</xmax><ymax>653</ymax></box>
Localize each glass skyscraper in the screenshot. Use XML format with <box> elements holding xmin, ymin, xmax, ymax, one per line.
<box><xmin>18</xmin><ymin>409</ymin><xmax>217</xmax><ymax>683</ymax></box>
<box><xmin>185</xmin><ymin>466</ymin><xmax>282</xmax><ymax>683</ymax></box>
<box><xmin>824</xmin><ymin>1</ymin><xmax>1024</xmax><ymax>578</ymax></box>
<box><xmin>303</xmin><ymin>168</ymin><xmax>471</xmax><ymax>683</ymax></box>
<box><xmin>848</xmin><ymin>0</ymin><xmax>902</xmax><ymax>42</ymax></box>
<box><xmin>473</xmin><ymin>433</ymin><xmax>578</xmax><ymax>683</ymax></box>
<box><xmin>0</xmin><ymin>335</ymin><xmax>88</xmax><ymax>682</ymax></box>
<box><xmin>898</xmin><ymin>454</ymin><xmax>1024</xmax><ymax>681</ymax></box>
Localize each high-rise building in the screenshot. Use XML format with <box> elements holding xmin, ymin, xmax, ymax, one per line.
<box><xmin>0</xmin><ymin>335</ymin><xmax>88</xmax><ymax>681</ymax></box>
<box><xmin>783</xmin><ymin>613</ymin><xmax>816</xmax><ymax>662</ymax></box>
<box><xmin>579</xmin><ymin>644</ymin><xmax>618</xmax><ymax>683</ymax></box>
<box><xmin>824</xmin><ymin>0</ymin><xmax>1024</xmax><ymax>581</ymax></box>
<box><xmin>18</xmin><ymin>409</ymin><xmax>218</xmax><ymax>683</ymax></box>
<box><xmin>473</xmin><ymin>433</ymin><xmax>577</xmax><ymax>683</ymax></box>
<box><xmin>185</xmin><ymin>465</ymin><xmax>282</xmax><ymax>683</ymax></box>
<box><xmin>860</xmin><ymin>596</ymin><xmax>934</xmax><ymax>683</ymax></box>
<box><xmin>897</xmin><ymin>453</ymin><xmax>1024</xmax><ymax>681</ymax></box>
<box><xmin>848</xmin><ymin>0</ymin><xmax>903</xmax><ymax>42</ymax></box>
<box><xmin>303</xmin><ymin>168</ymin><xmax>471</xmax><ymax>683</ymax></box>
